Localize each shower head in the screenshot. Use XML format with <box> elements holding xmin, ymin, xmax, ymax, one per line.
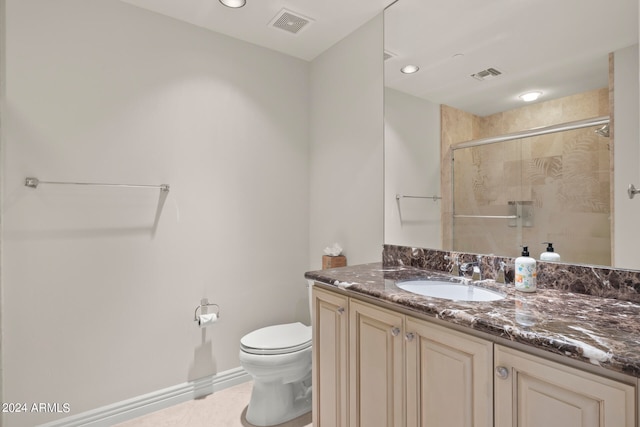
<box><xmin>595</xmin><ymin>124</ymin><xmax>610</xmax><ymax>138</ymax></box>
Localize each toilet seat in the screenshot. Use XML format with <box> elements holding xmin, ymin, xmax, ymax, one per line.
<box><xmin>241</xmin><ymin>322</ymin><xmax>311</xmax><ymax>355</ymax></box>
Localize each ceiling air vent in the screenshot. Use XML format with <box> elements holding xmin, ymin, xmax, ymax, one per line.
<box><xmin>269</xmin><ymin>9</ymin><xmax>313</xmax><ymax>35</ymax></box>
<box><xmin>471</xmin><ymin>67</ymin><xmax>503</xmax><ymax>81</ymax></box>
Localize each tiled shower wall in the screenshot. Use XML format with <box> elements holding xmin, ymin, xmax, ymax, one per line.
<box><xmin>441</xmin><ymin>87</ymin><xmax>611</xmax><ymax>265</ymax></box>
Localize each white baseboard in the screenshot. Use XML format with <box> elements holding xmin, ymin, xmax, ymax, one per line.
<box><xmin>38</xmin><ymin>367</ymin><xmax>250</xmax><ymax>427</ymax></box>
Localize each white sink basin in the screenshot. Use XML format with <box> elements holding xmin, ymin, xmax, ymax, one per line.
<box><xmin>396</xmin><ymin>280</ymin><xmax>506</xmax><ymax>302</ymax></box>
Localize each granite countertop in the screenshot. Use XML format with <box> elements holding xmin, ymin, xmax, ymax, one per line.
<box><xmin>305</xmin><ymin>262</ymin><xmax>640</xmax><ymax>378</ymax></box>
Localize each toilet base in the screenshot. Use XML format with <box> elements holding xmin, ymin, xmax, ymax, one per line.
<box><xmin>245</xmin><ymin>374</ymin><xmax>312</xmax><ymax>426</ymax></box>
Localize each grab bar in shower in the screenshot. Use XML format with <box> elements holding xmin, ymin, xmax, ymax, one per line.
<box><xmin>396</xmin><ymin>194</ymin><xmax>442</xmax><ymax>202</ymax></box>
<box><xmin>25</xmin><ymin>177</ymin><xmax>170</xmax><ymax>193</ymax></box>
<box><xmin>453</xmin><ymin>214</ymin><xmax>518</xmax><ymax>219</ymax></box>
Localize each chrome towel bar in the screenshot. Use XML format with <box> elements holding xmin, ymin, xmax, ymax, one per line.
<box><xmin>396</xmin><ymin>194</ymin><xmax>442</xmax><ymax>201</ymax></box>
<box><xmin>25</xmin><ymin>177</ymin><xmax>170</xmax><ymax>193</ymax></box>
<box><xmin>454</xmin><ymin>214</ymin><xmax>518</xmax><ymax>219</ymax></box>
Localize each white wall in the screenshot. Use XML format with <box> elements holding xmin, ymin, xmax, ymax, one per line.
<box><xmin>0</xmin><ymin>0</ymin><xmax>4</xmax><ymax>415</ymax></box>
<box><xmin>2</xmin><ymin>1</ymin><xmax>310</xmax><ymax>425</ymax></box>
<box><xmin>384</xmin><ymin>88</ymin><xmax>441</xmax><ymax>248</ymax></box>
<box><xmin>309</xmin><ymin>15</ymin><xmax>384</xmax><ymax>270</ymax></box>
<box><xmin>614</xmin><ymin>44</ymin><xmax>640</xmax><ymax>268</ymax></box>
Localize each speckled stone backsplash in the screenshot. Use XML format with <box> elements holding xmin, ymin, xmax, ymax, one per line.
<box><xmin>383</xmin><ymin>244</ymin><xmax>640</xmax><ymax>303</ymax></box>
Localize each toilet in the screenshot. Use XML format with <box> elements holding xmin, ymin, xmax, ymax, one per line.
<box><xmin>239</xmin><ymin>284</ymin><xmax>313</xmax><ymax>426</ymax></box>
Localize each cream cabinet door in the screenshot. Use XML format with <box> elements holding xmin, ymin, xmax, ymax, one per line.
<box><xmin>349</xmin><ymin>299</ymin><xmax>404</xmax><ymax>427</ymax></box>
<box><xmin>495</xmin><ymin>345</ymin><xmax>636</xmax><ymax>427</ymax></box>
<box><xmin>405</xmin><ymin>316</ymin><xmax>493</xmax><ymax>427</ymax></box>
<box><xmin>312</xmin><ymin>287</ymin><xmax>349</xmax><ymax>427</ymax></box>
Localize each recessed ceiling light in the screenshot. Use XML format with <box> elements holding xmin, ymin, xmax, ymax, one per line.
<box><xmin>401</xmin><ymin>65</ymin><xmax>419</xmax><ymax>74</ymax></box>
<box><xmin>519</xmin><ymin>91</ymin><xmax>542</xmax><ymax>102</ymax></box>
<box><xmin>219</xmin><ymin>0</ymin><xmax>246</xmax><ymax>8</ymax></box>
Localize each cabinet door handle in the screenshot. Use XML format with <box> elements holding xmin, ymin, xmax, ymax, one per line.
<box><xmin>405</xmin><ymin>332</ymin><xmax>415</xmax><ymax>342</ymax></box>
<box><xmin>391</xmin><ymin>327</ymin><xmax>401</xmax><ymax>337</ymax></box>
<box><xmin>337</xmin><ymin>307</ymin><xmax>345</xmax><ymax>315</ymax></box>
<box><xmin>495</xmin><ymin>366</ymin><xmax>509</xmax><ymax>380</ymax></box>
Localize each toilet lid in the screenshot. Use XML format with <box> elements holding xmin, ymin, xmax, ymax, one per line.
<box><xmin>241</xmin><ymin>322</ymin><xmax>312</xmax><ymax>355</ymax></box>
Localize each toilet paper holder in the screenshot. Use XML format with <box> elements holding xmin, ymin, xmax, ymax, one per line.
<box><xmin>194</xmin><ymin>299</ymin><xmax>220</xmax><ymax>322</ymax></box>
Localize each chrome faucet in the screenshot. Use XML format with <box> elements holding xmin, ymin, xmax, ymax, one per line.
<box><xmin>460</xmin><ymin>257</ymin><xmax>482</xmax><ymax>280</ymax></box>
<box><xmin>496</xmin><ymin>261</ymin><xmax>514</xmax><ymax>284</ymax></box>
<box><xmin>444</xmin><ymin>254</ymin><xmax>460</xmax><ymax>276</ymax></box>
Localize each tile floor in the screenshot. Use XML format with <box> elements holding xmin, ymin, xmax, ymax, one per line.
<box><xmin>114</xmin><ymin>381</ymin><xmax>312</xmax><ymax>427</ymax></box>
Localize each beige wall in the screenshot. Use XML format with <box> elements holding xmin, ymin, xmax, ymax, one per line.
<box><xmin>441</xmin><ymin>107</ymin><xmax>480</xmax><ymax>249</ymax></box>
<box><xmin>476</xmin><ymin>88</ymin><xmax>609</xmax><ymax>137</ymax></box>
<box><xmin>442</xmin><ymin>88</ymin><xmax>611</xmax><ymax>264</ymax></box>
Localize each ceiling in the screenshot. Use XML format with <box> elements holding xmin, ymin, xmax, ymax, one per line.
<box><xmin>121</xmin><ymin>0</ymin><xmax>637</xmax><ymax>117</ymax></box>
<box><xmin>121</xmin><ymin>0</ymin><xmax>393</xmax><ymax>61</ymax></box>
<box><xmin>385</xmin><ymin>0</ymin><xmax>638</xmax><ymax>116</ymax></box>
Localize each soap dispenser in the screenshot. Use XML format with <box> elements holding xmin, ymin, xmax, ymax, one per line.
<box><xmin>515</xmin><ymin>246</ymin><xmax>537</xmax><ymax>292</ymax></box>
<box><xmin>540</xmin><ymin>242</ymin><xmax>561</xmax><ymax>262</ymax></box>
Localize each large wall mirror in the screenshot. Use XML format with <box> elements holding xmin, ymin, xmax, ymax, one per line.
<box><xmin>384</xmin><ymin>0</ymin><xmax>639</xmax><ymax>268</ymax></box>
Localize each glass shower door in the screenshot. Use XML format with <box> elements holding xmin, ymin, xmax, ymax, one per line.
<box><xmin>452</xmin><ymin>123</ymin><xmax>611</xmax><ymax>265</ymax></box>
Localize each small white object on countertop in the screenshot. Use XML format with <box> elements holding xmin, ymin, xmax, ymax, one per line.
<box><xmin>323</xmin><ymin>243</ymin><xmax>343</xmax><ymax>256</ymax></box>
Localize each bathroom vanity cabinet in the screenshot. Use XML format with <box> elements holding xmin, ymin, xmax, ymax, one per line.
<box><xmin>312</xmin><ymin>286</ymin><xmax>350</xmax><ymax>427</ymax></box>
<box><xmin>349</xmin><ymin>298</ymin><xmax>405</xmax><ymax>427</ymax></box>
<box><xmin>312</xmin><ymin>285</ymin><xmax>637</xmax><ymax>427</ymax></box>
<box><xmin>313</xmin><ymin>286</ymin><xmax>492</xmax><ymax>427</ymax></box>
<box><xmin>404</xmin><ymin>313</ymin><xmax>492</xmax><ymax>427</ymax></box>
<box><xmin>494</xmin><ymin>345</ymin><xmax>635</xmax><ymax>427</ymax></box>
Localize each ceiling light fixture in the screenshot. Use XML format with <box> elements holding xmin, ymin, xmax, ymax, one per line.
<box><xmin>519</xmin><ymin>91</ymin><xmax>542</xmax><ymax>102</ymax></box>
<box><xmin>219</xmin><ymin>0</ymin><xmax>246</xmax><ymax>8</ymax></box>
<box><xmin>401</xmin><ymin>65</ymin><xmax>419</xmax><ymax>74</ymax></box>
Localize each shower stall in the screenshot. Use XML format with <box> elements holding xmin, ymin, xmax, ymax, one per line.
<box><xmin>451</xmin><ymin>116</ymin><xmax>612</xmax><ymax>266</ymax></box>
